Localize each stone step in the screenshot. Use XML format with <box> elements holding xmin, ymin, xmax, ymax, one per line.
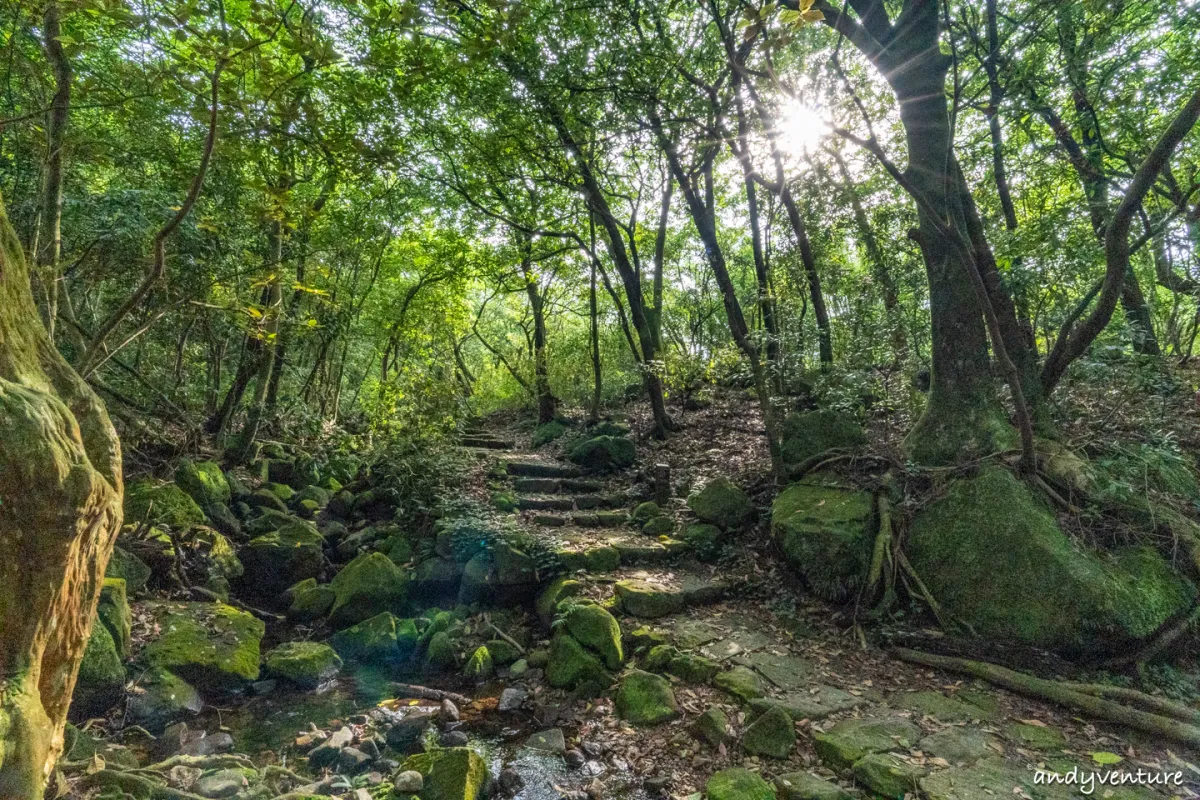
<box><xmin>518</xmin><ymin>496</ymin><xmax>574</xmax><ymax>512</ymax></box>
<box><xmin>461</xmin><ymin>437</ymin><xmax>514</xmax><ymax>450</ymax></box>
<box><xmin>573</xmin><ymin>494</ymin><xmax>624</xmax><ymax>510</ymax></box>
<box><xmin>614</xmin><ymin>575</ymin><xmax>730</xmax><ymax>618</ymax></box>
<box><xmin>571</xmin><ymin>511</ymin><xmax>627</xmax><ymax>528</ymax></box>
<box><xmin>506</xmin><ymin>461</ymin><xmax>582</xmax><ymax>479</ymax></box>
<box><xmin>512</xmin><ymin>477</ymin><xmax>605</xmax><ymax>494</ymax></box>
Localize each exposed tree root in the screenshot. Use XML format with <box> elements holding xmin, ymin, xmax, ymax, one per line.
<box><xmin>893</xmin><ymin>647</ymin><xmax>1200</xmax><ymax>748</ymax></box>
<box><xmin>390</xmin><ymin>682</ymin><xmax>472</xmax><ymax>706</ymax></box>
<box><xmin>77</xmin><ymin>769</ymin><xmax>212</xmax><ymax>800</ymax></box>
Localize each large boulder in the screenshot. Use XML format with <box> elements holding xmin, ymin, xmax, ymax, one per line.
<box><xmin>567</xmin><ymin>435</ymin><xmax>635</xmax><ymax>473</ymax></box>
<box><xmin>615</xmin><ymin>670</ymin><xmax>679</xmax><ymax>726</ymax></box>
<box><xmin>907</xmin><ymin>467</ymin><xmax>1195</xmax><ymax>652</ymax></box>
<box><xmin>688</xmin><ymin>477</ymin><xmax>755</xmax><ymax>530</ymax></box>
<box><xmin>175</xmin><ymin>460</ymin><xmax>232</xmax><ymax>509</ymax></box>
<box><xmin>331</xmin><ymin>612</ymin><xmax>418</xmax><ymax>665</ymax></box>
<box><xmin>707</xmin><ymin>768</ymin><xmax>777</xmax><ymax>800</ymax></box>
<box><xmin>181</xmin><ymin>526</ymin><xmax>243</xmax><ymax>597</ymax></box>
<box><xmin>400</xmin><ymin>748</ymin><xmax>490</xmax><ymax>800</ymax></box>
<box><xmin>125</xmin><ymin>479</ymin><xmax>207</xmax><ymax>528</ymax></box>
<box><xmin>771</xmin><ymin>477</ymin><xmax>874</xmax><ymax>601</ymax></box>
<box><xmin>780</xmin><ymin>409</ymin><xmax>866</xmax><ymax>466</ymax></box>
<box><xmin>329</xmin><ymin>552</ymin><xmax>410</xmax><ymax>628</ymax></box>
<box><xmin>563</xmin><ymin>602</ymin><xmax>623</xmax><ymax>670</ymax></box>
<box><xmin>140</xmin><ymin>601</ymin><xmax>265</xmax><ymax>691</ymax></box>
<box><xmin>125</xmin><ymin>668</ymin><xmax>203</xmax><ymax>733</ymax></box>
<box><xmin>70</xmin><ymin>622</ymin><xmax>126</xmax><ymax>720</ymax></box>
<box><xmin>545</xmin><ymin>633</ymin><xmax>610</xmax><ymax>691</ymax></box>
<box><xmin>106</xmin><ymin>546</ymin><xmax>152</xmax><ymax>594</ymax></box>
<box><xmin>239</xmin><ymin>519</ymin><xmax>324</xmax><ymax>597</ymax></box>
<box><xmin>264</xmin><ymin>641</ymin><xmax>342</xmax><ymax>689</ymax></box>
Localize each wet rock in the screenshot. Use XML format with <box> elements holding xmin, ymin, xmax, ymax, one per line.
<box><xmin>774</xmin><ymin>772</ymin><xmax>854</xmax><ymax>800</ymax></box>
<box><xmin>497</xmin><ymin>767</ymin><xmax>524</xmax><ymax>797</ymax></box>
<box><xmin>393</xmin><ymin>770</ymin><xmax>425</xmax><ymax>794</ymax></box>
<box><xmin>687</xmin><ymin>477</ymin><xmax>755</xmax><ymax>530</ymax></box>
<box><xmin>441</xmin><ymin>730</ymin><xmax>470</xmax><ymax>747</ymax></box>
<box><xmin>498</xmin><ymin>687</ymin><xmax>527</xmax><ymax>712</ymax></box>
<box><xmin>126</xmin><ymin>668</ymin><xmax>203</xmax><ymax>733</ymax></box>
<box><xmin>691</xmin><ymin>707</ymin><xmax>733</xmax><ymax>746</ymax></box>
<box><xmin>527</xmin><ymin>728</ymin><xmax>567</xmax><ymax>754</ymax></box>
<box><xmin>615</xmin><ymin>670</ymin><xmax>679</xmax><ymax>726</ymax></box>
<box><xmin>264</xmin><ymin>641</ymin><xmax>342</xmax><ymax>689</ymax></box>
<box><xmin>706</xmin><ymin>768</ymin><xmax>776</xmax><ymax>800</ymax></box>
<box><xmin>564</xmin><ymin>748</ymin><xmax>585</xmax><ymax>768</ymax></box>
<box><xmin>812</xmin><ymin>717</ymin><xmax>922</xmax><ymax>771</ymax></box>
<box><xmin>331</xmin><ymin>612</ymin><xmax>418</xmax><ymax>665</ymax></box>
<box><xmin>742</xmin><ymin>706</ymin><xmax>796</xmax><ymax>759</ymax></box>
<box><xmin>441</xmin><ymin>698</ymin><xmax>460</xmax><ymax>722</ymax></box>
<box><xmin>308</xmin><ymin>725</ymin><xmax>354</xmax><ymax>768</ymax></box>
<box><xmin>240</xmin><ymin>519</ymin><xmax>324</xmax><ymax>596</ymax></box>
<box><xmin>385</xmin><ymin>707</ymin><xmax>439</xmax><ymax>751</ymax></box>
<box><xmin>401</xmin><ymin>747</ymin><xmax>490</xmax><ymax>800</ymax></box>
<box><xmin>106</xmin><ymin>546</ymin><xmax>152</xmax><ymax>594</ymax></box>
<box><xmin>193</xmin><ymin>768</ymin><xmax>250</xmax><ymax>798</ymax></box>
<box><xmin>338</xmin><ymin>746</ymin><xmax>374</xmax><ymax>774</ymax></box>
<box><xmin>140</xmin><ymin>601</ymin><xmax>264</xmax><ymax>691</ymax></box>
<box><xmin>329</xmin><ymin>551</ymin><xmax>411</xmax><ymax>627</ymax></box>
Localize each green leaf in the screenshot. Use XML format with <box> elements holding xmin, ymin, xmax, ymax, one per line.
<box><xmin>1091</xmin><ymin>752</ymin><xmax>1123</xmax><ymax>765</ymax></box>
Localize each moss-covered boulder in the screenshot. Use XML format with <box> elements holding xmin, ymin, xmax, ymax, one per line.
<box><xmin>97</xmin><ymin>578</ymin><xmax>132</xmax><ymax>658</ymax></box>
<box><xmin>680</xmin><ymin>523</ymin><xmax>722</xmax><ymax>561</ymax></box>
<box><xmin>707</xmin><ymin>768</ymin><xmax>777</xmax><ymax>800</ymax></box>
<box><xmin>568</xmin><ymin>435</ymin><xmax>635</xmax><ymax>473</ymax></box>
<box><xmin>774</xmin><ymin>773</ymin><xmax>854</xmax><ymax>800</ymax></box>
<box><xmin>688</xmin><ymin>477</ymin><xmax>755</xmax><ymax>530</ymax></box>
<box><xmin>70</xmin><ymin>622</ymin><xmax>126</xmax><ymax>720</ymax></box>
<box><xmin>463</xmin><ymin>645</ymin><xmax>494</xmax><ymax>680</ymax></box>
<box><xmin>265</xmin><ymin>641</ymin><xmax>343</xmax><ymax>688</ymax></box>
<box><xmin>331</xmin><ymin>612</ymin><xmax>417</xmax><ymax>665</ymax></box>
<box><xmin>106</xmin><ymin>546</ymin><xmax>151</xmax><ymax>594</ymax></box>
<box><xmin>616</xmin><ymin>670</ymin><xmax>679</xmax><ymax>726</ymax></box>
<box><xmin>780</xmin><ymin>409</ymin><xmax>866</xmax><ymax>466</ymax></box>
<box><xmin>329</xmin><ymin>552</ymin><xmax>410</xmax><ymax>628</ymax></box>
<box><xmin>771</xmin><ymin>479</ymin><xmax>873</xmax><ymax>601</ymax></box>
<box><xmin>240</xmin><ymin>520</ymin><xmax>324</xmax><ymax>597</ymax></box>
<box><xmin>182</xmin><ymin>526</ymin><xmax>243</xmax><ymax>595</ymax></box>
<box><xmin>692</xmin><ymin>707</ymin><xmax>733</xmax><ymax>746</ymax></box>
<box><xmin>536</xmin><ymin>576</ymin><xmax>582</xmax><ymax>627</ymax></box>
<box><xmin>532</xmin><ymin>420</ymin><xmax>568</xmax><ymax>447</ymax></box>
<box><xmin>125</xmin><ymin>479</ymin><xmax>207</xmax><ymax>528</ymax></box>
<box><xmin>546</xmin><ymin>633</ymin><xmax>610</xmax><ymax>690</ymax></box>
<box><xmin>615</xmin><ymin>579</ymin><xmax>685</xmax><ymax>618</ymax></box>
<box><xmin>400</xmin><ymin>748</ymin><xmax>490</xmax><ymax>800</ymax></box>
<box><xmin>564</xmin><ymin>603</ymin><xmax>624</xmax><ymax>669</ymax></box>
<box><xmin>641</xmin><ymin>516</ymin><xmax>677</xmax><ymax>536</ymax></box>
<box><xmin>286</xmin><ymin>579</ymin><xmax>336</xmax><ymax>621</ymax></box>
<box><xmin>743</xmin><ymin>705</ymin><xmax>797</xmax><ymax>758</ymax></box>
<box><xmin>632</xmin><ymin>501</ymin><xmax>663</xmax><ymax>523</ymax></box>
<box><xmin>812</xmin><ymin>717</ymin><xmax>922</xmax><ymax>771</ymax></box>
<box><xmin>424</xmin><ymin>630</ymin><xmax>458</xmax><ymax>671</ymax></box>
<box><xmin>852</xmin><ymin>753</ymin><xmax>927</xmax><ymax>797</ymax></box>
<box><xmin>714</xmin><ymin>665</ymin><xmax>765</xmax><ymax>702</ymax></box>
<box><xmin>140</xmin><ymin>601</ymin><xmax>264</xmax><ymax>691</ymax></box>
<box><xmin>125</xmin><ymin>667</ymin><xmax>202</xmax><ymax>733</ymax></box>
<box><xmin>907</xmin><ymin>467</ymin><xmax>1196</xmax><ymax>651</ymax></box>
<box><xmin>175</xmin><ymin>460</ymin><xmax>232</xmax><ymax>509</ymax></box>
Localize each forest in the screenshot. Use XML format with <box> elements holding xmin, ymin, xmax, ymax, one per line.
<box><xmin>2</xmin><ymin>0</ymin><xmax>1200</xmax><ymax>798</ymax></box>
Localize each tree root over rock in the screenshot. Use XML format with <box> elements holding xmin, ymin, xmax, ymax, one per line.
<box><xmin>893</xmin><ymin>647</ymin><xmax>1200</xmax><ymax>748</ymax></box>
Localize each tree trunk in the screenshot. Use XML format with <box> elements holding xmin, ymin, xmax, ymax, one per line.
<box><xmin>230</xmin><ymin>222</ymin><xmax>284</xmax><ymax>463</ymax></box>
<box><xmin>0</xmin><ymin>191</ymin><xmax>123</xmax><ymax>799</ymax></box>
<box><xmin>589</xmin><ymin>254</ymin><xmax>602</xmax><ymax>424</ymax></box>
<box><xmin>35</xmin><ymin>0</ymin><xmax>71</xmax><ymax>341</ymax></box>
<box><xmin>520</xmin><ymin>246</ymin><xmax>556</xmax><ymax>424</ymax></box>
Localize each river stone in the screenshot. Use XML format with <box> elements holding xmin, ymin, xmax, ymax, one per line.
<box><xmin>714</xmin><ymin>665</ymin><xmax>765</xmax><ymax>702</ymax></box>
<box><xmin>141</xmin><ymin>601</ymin><xmax>264</xmax><ymax>690</ymax></box>
<box><xmin>329</xmin><ymin>551</ymin><xmax>411</xmax><ymax>628</ymax></box>
<box><xmin>71</xmin><ymin>622</ymin><xmax>126</xmax><ymax>720</ymax></box>
<box><xmin>401</xmin><ymin>747</ymin><xmax>490</xmax><ymax>800</ymax></box>
<box><xmin>706</xmin><ymin>768</ymin><xmax>777</xmax><ymax>800</ymax></box>
<box><xmin>526</xmin><ymin>728</ymin><xmax>566</xmax><ymax>754</ymax></box>
<box><xmin>812</xmin><ymin>717</ymin><xmax>922</xmax><ymax>771</ymax></box>
<box><xmin>240</xmin><ymin>520</ymin><xmax>324</xmax><ymax>596</ymax></box>
<box><xmin>126</xmin><ymin>667</ymin><xmax>203</xmax><ymax>733</ymax></box>
<box><xmin>463</xmin><ymin>645</ymin><xmax>494</xmax><ymax>680</ymax></box>
<box><xmin>615</xmin><ymin>579</ymin><xmax>684</xmax><ymax>618</ymax></box>
<box><xmin>175</xmin><ymin>460</ymin><xmax>232</xmax><ymax>509</ymax></box>
<box><xmin>691</xmin><ymin>707</ymin><xmax>732</xmax><ymax>746</ymax></box>
<box><xmin>564</xmin><ymin>602</ymin><xmax>624</xmax><ymax>669</ymax></box>
<box><xmin>774</xmin><ymin>772</ymin><xmax>854</xmax><ymax>800</ymax></box>
<box><xmin>616</xmin><ymin>670</ymin><xmax>679</xmax><ymax>726</ymax></box>
<box><xmin>106</xmin><ymin>546</ymin><xmax>152</xmax><ymax>594</ymax></box>
<box><xmin>687</xmin><ymin>477</ymin><xmax>754</xmax><ymax>530</ymax></box>
<box><xmin>393</xmin><ymin>770</ymin><xmax>424</xmax><ymax>794</ymax></box>
<box><xmin>771</xmin><ymin>480</ymin><xmax>873</xmax><ymax>601</ymax></box>
<box><xmin>332</xmin><ymin>612</ymin><xmax>418</xmax><ymax>665</ymax></box>
<box><xmin>265</xmin><ymin>641</ymin><xmax>343</xmax><ymax>688</ymax></box>
<box><xmin>907</xmin><ymin>467</ymin><xmax>1195</xmax><ymax>651</ymax></box>
<box><xmin>852</xmin><ymin>752</ymin><xmax>927</xmax><ymax>798</ymax></box>
<box><xmin>742</xmin><ymin>705</ymin><xmax>796</xmax><ymax>758</ymax></box>
<box><xmin>917</xmin><ymin>727</ymin><xmax>998</xmax><ymax>765</ymax></box>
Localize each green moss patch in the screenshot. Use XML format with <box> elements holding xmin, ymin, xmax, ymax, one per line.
<box><xmin>771</xmin><ymin>481</ymin><xmax>873</xmax><ymax>601</ymax></box>
<box><xmin>125</xmin><ymin>479</ymin><xmax>207</xmax><ymax>528</ymax></box>
<box><xmin>265</xmin><ymin>641</ymin><xmax>342</xmax><ymax>688</ymax></box>
<box><xmin>687</xmin><ymin>477</ymin><xmax>754</xmax><ymax>530</ymax></box>
<box><xmin>615</xmin><ymin>670</ymin><xmax>679</xmax><ymax>726</ymax></box>
<box><xmin>140</xmin><ymin>601</ymin><xmax>264</xmax><ymax>691</ymax></box>
<box><xmin>329</xmin><ymin>552</ymin><xmax>411</xmax><ymax>628</ymax></box>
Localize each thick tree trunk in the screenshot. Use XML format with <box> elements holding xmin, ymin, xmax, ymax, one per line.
<box><xmin>0</xmin><ymin>192</ymin><xmax>122</xmax><ymax>798</ymax></box>
<box><xmin>35</xmin><ymin>0</ymin><xmax>71</xmax><ymax>340</ymax></box>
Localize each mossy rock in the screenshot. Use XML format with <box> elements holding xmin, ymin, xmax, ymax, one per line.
<box><xmin>692</xmin><ymin>707</ymin><xmax>732</xmax><ymax>746</ymax></box>
<box><xmin>567</xmin><ymin>435</ymin><xmax>635</xmax><ymax>473</ymax></box>
<box><xmin>140</xmin><ymin>601</ymin><xmax>264</xmax><ymax>691</ymax></box>
<box><xmin>286</xmin><ymin>581</ymin><xmax>336</xmax><ymax>622</ymax></box>
<box><xmin>491</xmin><ymin>491</ymin><xmax>518</xmax><ymax>513</ymax></box>
<box><xmin>125</xmin><ymin>479</ymin><xmax>207</xmax><ymax>528</ymax></box>
<box><xmin>631</xmin><ymin>501</ymin><xmax>663</xmax><ymax>523</ymax></box>
<box><xmin>714</xmin><ymin>665</ymin><xmax>765</xmax><ymax>702</ymax></box>
<box><xmin>106</xmin><ymin>546</ymin><xmax>151</xmax><ymax>594</ymax></box>
<box><xmin>424</xmin><ymin>630</ymin><xmax>458</xmax><ymax>671</ymax></box>
<box><xmin>557</xmin><ymin>545</ymin><xmax>620</xmax><ymax>573</ymax></box>
<box><xmin>852</xmin><ymin>753</ymin><xmax>926</xmax><ymax>798</ymax></box>
<box><xmin>295</xmin><ymin>484</ymin><xmax>330</xmax><ymax>508</ymax></box>
<box><xmin>688</xmin><ymin>477</ymin><xmax>755</xmax><ymax>530</ymax></box>
<box><xmin>265</xmin><ymin>641</ymin><xmax>343</xmax><ymax>688</ymax></box>
<box><xmin>771</xmin><ymin>481</ymin><xmax>873</xmax><ymax>601</ymax></box>
<box><xmin>328</xmin><ymin>551</ymin><xmax>410</xmax><ymax>628</ymax></box>
<box><xmin>812</xmin><ymin>717</ymin><xmax>922</xmax><ymax>771</ymax></box>
<box><xmin>532</xmin><ymin>420</ymin><xmax>569</xmax><ymax>447</ymax></box>
<box><xmin>240</xmin><ymin>520</ymin><xmax>324</xmax><ymax>597</ymax></box>
<box><xmin>780</xmin><ymin>409</ymin><xmax>866</xmax><ymax>466</ymax></box>
<box><xmin>892</xmin><ymin>690</ymin><xmax>996</xmax><ymax>722</ymax></box>
<box><xmin>463</xmin><ymin>646</ymin><xmax>494</xmax><ymax>680</ymax></box>
<box><xmin>70</xmin><ymin>622</ymin><xmax>126</xmax><ymax>720</ymax></box>
<box><xmin>774</xmin><ymin>772</ymin><xmax>854</xmax><ymax>800</ymax></box>
<box><xmin>331</xmin><ymin>612</ymin><xmax>417</xmax><ymax>665</ymax></box>
<box><xmin>588</xmin><ymin>420</ymin><xmax>630</xmax><ymax>438</ymax></box>
<box><xmin>707</xmin><ymin>768</ymin><xmax>777</xmax><ymax>800</ymax></box>
<box><xmin>917</xmin><ymin>727</ymin><xmax>998</xmax><ymax>766</ymax></box>
<box><xmin>247</xmin><ymin>488</ymin><xmax>288</xmax><ymax>512</ymax></box>
<box><xmin>743</xmin><ymin>705</ymin><xmax>796</xmax><ymax>758</ymax></box>
<box><xmin>615</xmin><ymin>669</ymin><xmax>679</xmax><ymax>726</ymax></box>
<box><xmin>615</xmin><ymin>579</ymin><xmax>684</xmax><ymax>618</ymax></box>
<box><xmin>485</xmin><ymin>638</ymin><xmax>521</xmax><ymax>666</ymax></box>
<box><xmin>98</xmin><ymin>578</ymin><xmax>132</xmax><ymax>658</ymax></box>
<box><xmin>546</xmin><ymin>633</ymin><xmax>611</xmax><ymax>690</ymax></box>
<box><xmin>184</xmin><ymin>526</ymin><xmax>243</xmax><ymax>585</ymax></box>
<box><xmin>667</xmin><ymin>652</ymin><xmax>719</xmax><ymax>683</ymax></box>
<box><xmin>564</xmin><ymin>602</ymin><xmax>624</xmax><ymax>669</ymax></box>
<box><xmin>175</xmin><ymin>460</ymin><xmax>232</xmax><ymax>509</ymax></box>
<box><xmin>124</xmin><ymin>667</ymin><xmax>203</xmax><ymax>733</ymax></box>
<box><xmin>907</xmin><ymin>467</ymin><xmax>1196</xmax><ymax>651</ymax></box>
<box><xmin>400</xmin><ymin>747</ymin><xmax>490</xmax><ymax>800</ymax></box>
<box><xmin>641</xmin><ymin>516</ymin><xmax>676</xmax><ymax>536</ymax></box>
<box><xmin>681</xmin><ymin>523</ymin><xmax>722</xmax><ymax>561</ymax></box>
<box><xmin>536</xmin><ymin>576</ymin><xmax>582</xmax><ymax>627</ymax></box>
<box><xmin>1004</xmin><ymin>721</ymin><xmax>1067</xmax><ymax>751</ymax></box>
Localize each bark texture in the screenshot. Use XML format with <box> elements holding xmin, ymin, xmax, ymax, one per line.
<box><xmin>0</xmin><ymin>191</ymin><xmax>123</xmax><ymax>798</ymax></box>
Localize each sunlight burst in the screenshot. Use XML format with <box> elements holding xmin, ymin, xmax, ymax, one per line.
<box><xmin>776</xmin><ymin>98</ymin><xmax>830</xmax><ymax>157</ymax></box>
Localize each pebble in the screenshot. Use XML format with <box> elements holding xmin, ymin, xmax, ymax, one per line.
<box><xmin>392</xmin><ymin>770</ymin><xmax>424</xmax><ymax>794</ymax></box>
<box><xmin>564</xmin><ymin>749</ymin><xmax>585</xmax><ymax>768</ymax></box>
<box><xmin>498</xmin><ymin>767</ymin><xmax>525</xmax><ymax>797</ymax></box>
<box><xmin>581</xmin><ymin>741</ymin><xmax>603</xmax><ymax>758</ymax></box>
<box><xmin>644</xmin><ymin>776</ymin><xmax>671</xmax><ymax>795</ymax></box>
<box><xmin>526</xmin><ymin>728</ymin><xmax>566</xmax><ymax>754</ymax></box>
<box><xmin>337</xmin><ymin>746</ymin><xmax>373</xmax><ymax>773</ymax></box>
<box><xmin>441</xmin><ymin>699</ymin><xmax>460</xmax><ymax>722</ymax></box>
<box><xmin>440</xmin><ymin>730</ymin><xmax>469</xmax><ymax>747</ymax></box>
<box><xmin>498</xmin><ymin>687</ymin><xmax>527</xmax><ymax>712</ymax></box>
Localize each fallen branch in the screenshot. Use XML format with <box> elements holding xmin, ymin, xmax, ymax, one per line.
<box><xmin>484</xmin><ymin>613</ymin><xmax>527</xmax><ymax>655</ymax></box>
<box><xmin>1060</xmin><ymin>682</ymin><xmax>1200</xmax><ymax>726</ymax></box>
<box><xmin>143</xmin><ymin>753</ymin><xmax>257</xmax><ymax>773</ymax></box>
<box><xmin>188</xmin><ymin>585</ymin><xmax>284</xmax><ymax>621</ymax></box>
<box><xmin>893</xmin><ymin>647</ymin><xmax>1200</xmax><ymax>748</ymax></box>
<box><xmin>390</xmin><ymin>682</ymin><xmax>472</xmax><ymax>706</ymax></box>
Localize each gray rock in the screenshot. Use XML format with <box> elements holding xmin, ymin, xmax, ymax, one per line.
<box><xmin>498</xmin><ymin>767</ymin><xmax>525</xmax><ymax>797</ymax></box>
<box><xmin>337</xmin><ymin>747</ymin><xmax>373</xmax><ymax>774</ymax></box>
<box><xmin>179</xmin><ymin>732</ymin><xmax>233</xmax><ymax>758</ymax></box>
<box><xmin>440</xmin><ymin>730</ymin><xmax>469</xmax><ymax>747</ymax></box>
<box><xmin>193</xmin><ymin>769</ymin><xmax>248</xmax><ymax>798</ymax></box>
<box><xmin>498</xmin><ymin>687</ymin><xmax>527</xmax><ymax>712</ymax></box>
<box><xmin>308</xmin><ymin>726</ymin><xmax>354</xmax><ymax>768</ymax></box>
<box><xmin>441</xmin><ymin>698</ymin><xmax>460</xmax><ymax>722</ymax></box>
<box><xmin>384</xmin><ymin>707</ymin><xmax>438</xmax><ymax>751</ymax></box>
<box><xmin>527</xmin><ymin>728</ymin><xmax>567</xmax><ymax>754</ymax></box>
<box><xmin>392</xmin><ymin>770</ymin><xmax>424</xmax><ymax>794</ymax></box>
<box><xmin>564</xmin><ymin>749</ymin><xmax>585</xmax><ymax>768</ymax></box>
